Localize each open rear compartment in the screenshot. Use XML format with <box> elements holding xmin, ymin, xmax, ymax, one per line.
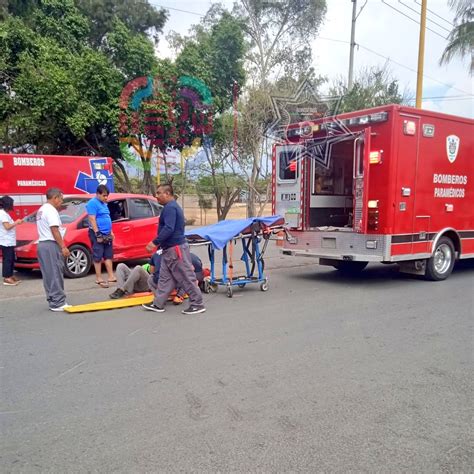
<box><xmin>305</xmin><ymin>132</ymin><xmax>364</xmax><ymax>231</ymax></box>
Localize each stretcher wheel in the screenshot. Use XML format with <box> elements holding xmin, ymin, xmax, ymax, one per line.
<box><xmin>202</xmin><ymin>280</ymin><xmax>211</xmax><ymax>294</ymax></box>
<box><xmin>226</xmin><ymin>285</ymin><xmax>233</xmax><ymax>298</ymax></box>
<box><xmin>260</xmin><ymin>280</ymin><xmax>269</xmax><ymax>292</ymax></box>
<box><xmin>238</xmin><ymin>283</ymin><xmax>246</xmax><ymax>288</ymax></box>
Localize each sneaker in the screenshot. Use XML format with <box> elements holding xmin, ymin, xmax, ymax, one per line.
<box><xmin>50</xmin><ymin>304</ymin><xmax>72</xmax><ymax>312</ymax></box>
<box><xmin>142</xmin><ymin>303</ymin><xmax>165</xmax><ymax>313</ymax></box>
<box><xmin>173</xmin><ymin>295</ymin><xmax>184</xmax><ymax>305</ymax></box>
<box><xmin>182</xmin><ymin>306</ymin><xmax>206</xmax><ymax>315</ymax></box>
<box><xmin>3</xmin><ymin>278</ymin><xmax>19</xmax><ymax>286</ymax></box>
<box><xmin>109</xmin><ymin>288</ymin><xmax>125</xmax><ymax>299</ymax></box>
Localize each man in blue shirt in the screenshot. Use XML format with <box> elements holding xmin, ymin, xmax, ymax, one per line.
<box><xmin>143</xmin><ymin>183</ymin><xmax>205</xmax><ymax>315</ymax></box>
<box><xmin>86</xmin><ymin>184</ymin><xmax>115</xmax><ymax>287</ymax></box>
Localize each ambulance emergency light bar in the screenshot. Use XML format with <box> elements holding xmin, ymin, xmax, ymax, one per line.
<box><xmin>286</xmin><ymin>112</ymin><xmax>388</xmax><ymax>138</ymax></box>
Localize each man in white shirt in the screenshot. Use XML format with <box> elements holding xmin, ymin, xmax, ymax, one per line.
<box><xmin>36</xmin><ymin>188</ymin><xmax>71</xmax><ymax>311</ymax></box>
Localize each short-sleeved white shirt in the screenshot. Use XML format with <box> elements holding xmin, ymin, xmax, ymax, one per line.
<box><xmin>0</xmin><ymin>209</ymin><xmax>15</xmax><ymax>246</ymax></box>
<box><xmin>36</xmin><ymin>203</ymin><xmax>62</xmax><ymax>241</ymax></box>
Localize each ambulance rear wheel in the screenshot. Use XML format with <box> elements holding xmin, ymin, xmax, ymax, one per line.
<box><xmin>425</xmin><ymin>237</ymin><xmax>455</xmax><ymax>281</ymax></box>
<box><xmin>64</xmin><ymin>245</ymin><xmax>92</xmax><ymax>279</ymax></box>
<box><xmin>333</xmin><ymin>261</ymin><xmax>368</xmax><ymax>274</ymax></box>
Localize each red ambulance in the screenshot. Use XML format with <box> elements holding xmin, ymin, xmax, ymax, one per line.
<box><xmin>0</xmin><ymin>154</ymin><xmax>114</xmax><ymax>217</ymax></box>
<box><xmin>273</xmin><ymin>104</ymin><xmax>473</xmax><ymax>280</ymax></box>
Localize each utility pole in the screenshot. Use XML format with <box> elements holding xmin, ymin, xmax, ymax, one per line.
<box><xmin>416</xmin><ymin>0</ymin><xmax>427</xmax><ymax>108</ymax></box>
<box><xmin>348</xmin><ymin>0</ymin><xmax>357</xmax><ymax>90</ymax></box>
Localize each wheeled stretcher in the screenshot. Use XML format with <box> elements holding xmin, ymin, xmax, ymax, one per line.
<box><xmin>186</xmin><ymin>215</ymin><xmax>284</xmax><ymax>297</ymax></box>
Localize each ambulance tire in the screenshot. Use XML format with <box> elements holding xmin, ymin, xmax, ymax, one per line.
<box><xmin>64</xmin><ymin>244</ymin><xmax>92</xmax><ymax>279</ymax></box>
<box><xmin>425</xmin><ymin>237</ymin><xmax>455</xmax><ymax>281</ymax></box>
<box><xmin>332</xmin><ymin>261</ymin><xmax>368</xmax><ymax>274</ymax></box>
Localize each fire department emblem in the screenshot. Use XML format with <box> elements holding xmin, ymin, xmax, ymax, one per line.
<box><xmin>446</xmin><ymin>135</ymin><xmax>460</xmax><ymax>163</ymax></box>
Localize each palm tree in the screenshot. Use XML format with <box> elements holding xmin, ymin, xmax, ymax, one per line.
<box><xmin>440</xmin><ymin>0</ymin><xmax>473</xmax><ymax>74</ymax></box>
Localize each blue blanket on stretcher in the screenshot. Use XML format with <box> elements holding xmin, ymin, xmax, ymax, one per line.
<box><xmin>186</xmin><ymin>215</ymin><xmax>284</xmax><ymax>250</ymax></box>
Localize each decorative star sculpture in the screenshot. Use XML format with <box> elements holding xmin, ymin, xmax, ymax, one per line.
<box><xmin>268</xmin><ymin>78</ymin><xmax>362</xmax><ymax>170</ymax></box>
<box><xmin>268</xmin><ymin>77</ymin><xmax>343</xmax><ymax>142</ymax></box>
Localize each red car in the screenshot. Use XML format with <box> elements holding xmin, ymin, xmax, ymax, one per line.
<box><xmin>14</xmin><ymin>193</ymin><xmax>161</xmax><ymax>278</ymax></box>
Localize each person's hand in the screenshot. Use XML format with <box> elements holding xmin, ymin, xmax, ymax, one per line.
<box><xmin>61</xmin><ymin>247</ymin><xmax>70</xmax><ymax>258</ymax></box>
<box><xmin>110</xmin><ymin>232</ymin><xmax>115</xmax><ymax>241</ymax></box>
<box><xmin>15</xmin><ymin>219</ymin><xmax>23</xmax><ymax>225</ymax></box>
<box><xmin>146</xmin><ymin>241</ymin><xmax>155</xmax><ymax>253</ymax></box>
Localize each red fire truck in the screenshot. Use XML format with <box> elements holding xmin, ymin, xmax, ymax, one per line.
<box><xmin>272</xmin><ymin>104</ymin><xmax>473</xmax><ymax>280</ymax></box>
<box><xmin>0</xmin><ymin>154</ymin><xmax>114</xmax><ymax>217</ymax></box>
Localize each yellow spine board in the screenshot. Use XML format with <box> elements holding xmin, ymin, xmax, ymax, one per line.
<box><xmin>64</xmin><ymin>295</ymin><xmax>153</xmax><ymax>313</ymax></box>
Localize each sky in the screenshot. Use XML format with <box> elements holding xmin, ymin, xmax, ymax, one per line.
<box><xmin>150</xmin><ymin>0</ymin><xmax>473</xmax><ymax>118</ymax></box>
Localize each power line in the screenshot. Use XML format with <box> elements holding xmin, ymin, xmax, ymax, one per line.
<box><xmin>148</xmin><ymin>2</ymin><xmax>204</xmax><ymax>17</ymax></box>
<box><xmin>398</xmin><ymin>0</ymin><xmax>451</xmax><ymax>33</ymax></box>
<box><xmin>381</xmin><ymin>0</ymin><xmax>447</xmax><ymax>39</ymax></box>
<box><xmin>356</xmin><ymin>43</ymin><xmax>472</xmax><ymax>96</ymax></box>
<box><xmin>315</xmin><ymin>36</ymin><xmax>471</xmax><ymax>96</ymax></box>
<box><xmin>414</xmin><ymin>0</ymin><xmax>453</xmax><ymax>27</ymax></box>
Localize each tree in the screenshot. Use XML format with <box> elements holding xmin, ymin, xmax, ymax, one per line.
<box><xmin>329</xmin><ymin>66</ymin><xmax>406</xmax><ymax>113</ymax></box>
<box><xmin>232</xmin><ymin>0</ymin><xmax>327</xmax><ymax>216</ymax></box>
<box><xmin>0</xmin><ymin>0</ymin><xmax>167</xmax><ymax>191</ymax></box>
<box><xmin>440</xmin><ymin>0</ymin><xmax>473</xmax><ymax>74</ymax></box>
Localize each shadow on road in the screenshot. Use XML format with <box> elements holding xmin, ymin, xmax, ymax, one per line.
<box><xmin>290</xmin><ymin>260</ymin><xmax>474</xmax><ymax>287</ymax></box>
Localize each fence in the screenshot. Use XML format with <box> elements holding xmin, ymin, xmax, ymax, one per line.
<box><xmin>178</xmin><ymin>194</ymin><xmax>272</xmax><ymax>225</ymax></box>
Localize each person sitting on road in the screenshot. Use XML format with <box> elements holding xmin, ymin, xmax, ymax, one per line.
<box><xmin>109</xmin><ymin>262</ymin><xmax>151</xmax><ymax>299</ymax></box>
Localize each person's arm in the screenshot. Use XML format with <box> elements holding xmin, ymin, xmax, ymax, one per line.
<box><xmin>51</xmin><ymin>226</ymin><xmax>70</xmax><ymax>258</ymax></box>
<box><xmin>88</xmin><ymin>214</ymin><xmax>99</xmax><ymax>233</ymax></box>
<box><xmin>2</xmin><ymin>219</ymin><xmax>22</xmax><ymax>231</ymax></box>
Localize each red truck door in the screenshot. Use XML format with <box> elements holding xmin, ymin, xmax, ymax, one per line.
<box><xmin>353</xmin><ymin>128</ymin><xmax>371</xmax><ymax>233</ymax></box>
<box><xmin>274</xmin><ymin>144</ymin><xmax>305</xmax><ymax>229</ymax></box>
<box><xmin>392</xmin><ymin>114</ymin><xmax>421</xmax><ymax>256</ymax></box>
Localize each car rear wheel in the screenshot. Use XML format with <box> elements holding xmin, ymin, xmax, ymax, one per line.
<box><xmin>425</xmin><ymin>237</ymin><xmax>455</xmax><ymax>281</ymax></box>
<box><xmin>64</xmin><ymin>244</ymin><xmax>92</xmax><ymax>279</ymax></box>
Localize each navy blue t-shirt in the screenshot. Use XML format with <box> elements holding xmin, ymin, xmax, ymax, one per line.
<box><xmin>152</xmin><ymin>200</ymin><xmax>186</xmax><ymax>250</ymax></box>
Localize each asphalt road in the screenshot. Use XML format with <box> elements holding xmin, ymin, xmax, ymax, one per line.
<box><xmin>1</xmin><ymin>247</ymin><xmax>473</xmax><ymax>472</ymax></box>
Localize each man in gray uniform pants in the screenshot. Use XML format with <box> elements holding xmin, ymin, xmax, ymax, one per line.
<box><xmin>36</xmin><ymin>188</ymin><xmax>71</xmax><ymax>311</ymax></box>
<box><xmin>142</xmin><ymin>183</ymin><xmax>205</xmax><ymax>315</ymax></box>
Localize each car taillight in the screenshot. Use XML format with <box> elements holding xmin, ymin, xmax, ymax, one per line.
<box><xmin>368</xmin><ymin>200</ymin><xmax>379</xmax><ymax>230</ymax></box>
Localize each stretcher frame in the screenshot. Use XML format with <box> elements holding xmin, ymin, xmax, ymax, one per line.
<box><xmin>188</xmin><ymin>223</ymin><xmax>284</xmax><ymax>298</ymax></box>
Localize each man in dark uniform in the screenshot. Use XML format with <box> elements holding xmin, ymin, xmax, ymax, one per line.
<box><xmin>142</xmin><ymin>184</ymin><xmax>205</xmax><ymax>315</ymax></box>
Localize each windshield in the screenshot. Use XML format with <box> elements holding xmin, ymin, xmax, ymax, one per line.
<box><xmin>23</xmin><ymin>198</ymin><xmax>88</xmax><ymax>224</ymax></box>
